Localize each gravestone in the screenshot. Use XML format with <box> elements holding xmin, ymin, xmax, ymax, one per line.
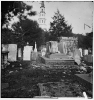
<box><xmin>8</xmin><ymin>44</ymin><xmax>17</xmax><ymax>61</ymax></box>
<box><xmin>34</xmin><ymin>42</ymin><xmax>37</xmax><ymax>52</ymax></box>
<box><xmin>41</xmin><ymin>47</ymin><xmax>46</xmax><ymax>56</ymax></box>
<box><xmin>79</xmin><ymin>48</ymin><xmax>83</xmax><ymax>57</ymax></box>
<box><xmin>73</xmin><ymin>48</ymin><xmax>81</xmax><ymax>65</ymax></box>
<box><xmin>84</xmin><ymin>49</ymin><xmax>88</xmax><ymax>55</ymax></box>
<box><xmin>23</xmin><ymin>46</ymin><xmax>33</xmax><ymax>60</ymax></box>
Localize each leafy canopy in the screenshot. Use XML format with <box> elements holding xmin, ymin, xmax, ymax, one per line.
<box><xmin>49</xmin><ymin>9</ymin><xmax>73</xmax><ymax>41</ymax></box>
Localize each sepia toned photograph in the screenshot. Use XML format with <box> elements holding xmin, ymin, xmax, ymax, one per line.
<box><xmin>1</xmin><ymin>1</ymin><xmax>93</xmax><ymax>98</ymax></box>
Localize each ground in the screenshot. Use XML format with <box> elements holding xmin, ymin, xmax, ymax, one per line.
<box><xmin>1</xmin><ymin>60</ymin><xmax>93</xmax><ymax>98</ymax></box>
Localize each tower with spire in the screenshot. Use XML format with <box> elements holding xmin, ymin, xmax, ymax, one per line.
<box><xmin>38</xmin><ymin>1</ymin><xmax>46</xmax><ymax>30</ymax></box>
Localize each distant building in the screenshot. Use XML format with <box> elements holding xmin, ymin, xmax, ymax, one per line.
<box><xmin>38</xmin><ymin>1</ymin><xmax>47</xmax><ymax>30</ymax></box>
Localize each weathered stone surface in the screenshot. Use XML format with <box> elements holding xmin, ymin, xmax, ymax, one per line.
<box><xmin>73</xmin><ymin>48</ymin><xmax>81</xmax><ymax>65</ymax></box>
<box><xmin>23</xmin><ymin>46</ymin><xmax>33</xmax><ymax>60</ymax></box>
<box><xmin>8</xmin><ymin>44</ymin><xmax>17</xmax><ymax>61</ymax></box>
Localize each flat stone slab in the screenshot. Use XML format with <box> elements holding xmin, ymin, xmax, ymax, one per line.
<box><xmin>48</xmin><ymin>53</ymin><xmax>73</xmax><ymax>59</ymax></box>
<box><xmin>40</xmin><ymin>56</ymin><xmax>75</xmax><ymax>65</ymax></box>
<box><xmin>75</xmin><ymin>74</ymin><xmax>93</xmax><ymax>84</ymax></box>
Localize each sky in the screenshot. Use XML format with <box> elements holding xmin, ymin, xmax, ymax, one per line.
<box><xmin>24</xmin><ymin>1</ymin><xmax>93</xmax><ymax>35</ymax></box>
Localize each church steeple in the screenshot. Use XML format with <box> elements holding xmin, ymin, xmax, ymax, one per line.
<box><xmin>38</xmin><ymin>1</ymin><xmax>46</xmax><ymax>30</ymax></box>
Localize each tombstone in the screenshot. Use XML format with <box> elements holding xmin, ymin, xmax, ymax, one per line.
<box><xmin>79</xmin><ymin>48</ymin><xmax>83</xmax><ymax>57</ymax></box>
<box><xmin>41</xmin><ymin>47</ymin><xmax>46</xmax><ymax>56</ymax></box>
<box><xmin>34</xmin><ymin>42</ymin><xmax>37</xmax><ymax>52</ymax></box>
<box><xmin>8</xmin><ymin>44</ymin><xmax>17</xmax><ymax>61</ymax></box>
<box><xmin>73</xmin><ymin>48</ymin><xmax>81</xmax><ymax>65</ymax></box>
<box><xmin>50</xmin><ymin>41</ymin><xmax>58</xmax><ymax>53</ymax></box>
<box><xmin>84</xmin><ymin>49</ymin><xmax>88</xmax><ymax>55</ymax></box>
<box><xmin>23</xmin><ymin>46</ymin><xmax>33</xmax><ymax>60</ymax></box>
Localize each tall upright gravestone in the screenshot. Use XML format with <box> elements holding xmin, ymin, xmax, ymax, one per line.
<box><xmin>23</xmin><ymin>46</ymin><xmax>33</xmax><ymax>60</ymax></box>
<box><xmin>8</xmin><ymin>44</ymin><xmax>17</xmax><ymax>61</ymax></box>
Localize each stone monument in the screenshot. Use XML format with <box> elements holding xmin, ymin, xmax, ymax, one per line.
<box><xmin>41</xmin><ymin>40</ymin><xmax>75</xmax><ymax>66</ymax></box>
<box><xmin>23</xmin><ymin>43</ymin><xmax>33</xmax><ymax>60</ymax></box>
<box><xmin>73</xmin><ymin>47</ymin><xmax>81</xmax><ymax>65</ymax></box>
<box><xmin>34</xmin><ymin>42</ymin><xmax>37</xmax><ymax>52</ymax></box>
<box><xmin>8</xmin><ymin>44</ymin><xmax>17</xmax><ymax>61</ymax></box>
<box><xmin>31</xmin><ymin>42</ymin><xmax>38</xmax><ymax>61</ymax></box>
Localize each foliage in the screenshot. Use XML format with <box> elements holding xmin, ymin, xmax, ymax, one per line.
<box><xmin>73</xmin><ymin>31</ymin><xmax>93</xmax><ymax>49</ymax></box>
<box><xmin>1</xmin><ymin>1</ymin><xmax>36</xmax><ymax>27</ymax></box>
<box><xmin>1</xmin><ymin>1</ymin><xmax>44</xmax><ymax>48</ymax></box>
<box><xmin>49</xmin><ymin>9</ymin><xmax>73</xmax><ymax>41</ymax></box>
<box><xmin>84</xmin><ymin>32</ymin><xmax>93</xmax><ymax>49</ymax></box>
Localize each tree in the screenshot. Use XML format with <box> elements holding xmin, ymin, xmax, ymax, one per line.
<box><xmin>73</xmin><ymin>31</ymin><xmax>93</xmax><ymax>49</ymax></box>
<box><xmin>73</xmin><ymin>34</ymin><xmax>85</xmax><ymax>48</ymax></box>
<box><xmin>84</xmin><ymin>31</ymin><xmax>93</xmax><ymax>49</ymax></box>
<box><xmin>1</xmin><ymin>1</ymin><xmax>37</xmax><ymax>45</ymax></box>
<box><xmin>11</xmin><ymin>18</ymin><xmax>44</xmax><ymax>48</ymax></box>
<box><xmin>49</xmin><ymin>9</ymin><xmax>73</xmax><ymax>41</ymax></box>
<box><xmin>1</xmin><ymin>1</ymin><xmax>36</xmax><ymax>27</ymax></box>
<box><xmin>1</xmin><ymin>1</ymin><xmax>44</xmax><ymax>59</ymax></box>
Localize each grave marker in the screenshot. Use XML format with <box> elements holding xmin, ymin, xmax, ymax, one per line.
<box><xmin>8</xmin><ymin>44</ymin><xmax>17</xmax><ymax>61</ymax></box>
<box><xmin>23</xmin><ymin>46</ymin><xmax>33</xmax><ymax>60</ymax></box>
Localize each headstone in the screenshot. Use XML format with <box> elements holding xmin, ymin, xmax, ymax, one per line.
<box><xmin>23</xmin><ymin>46</ymin><xmax>33</xmax><ymax>60</ymax></box>
<box><xmin>79</xmin><ymin>48</ymin><xmax>83</xmax><ymax>57</ymax></box>
<box><xmin>84</xmin><ymin>49</ymin><xmax>88</xmax><ymax>55</ymax></box>
<box><xmin>73</xmin><ymin>48</ymin><xmax>81</xmax><ymax>65</ymax></box>
<box><xmin>34</xmin><ymin>42</ymin><xmax>37</xmax><ymax>52</ymax></box>
<box><xmin>8</xmin><ymin>44</ymin><xmax>17</xmax><ymax>61</ymax></box>
<box><xmin>41</xmin><ymin>47</ymin><xmax>46</xmax><ymax>56</ymax></box>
